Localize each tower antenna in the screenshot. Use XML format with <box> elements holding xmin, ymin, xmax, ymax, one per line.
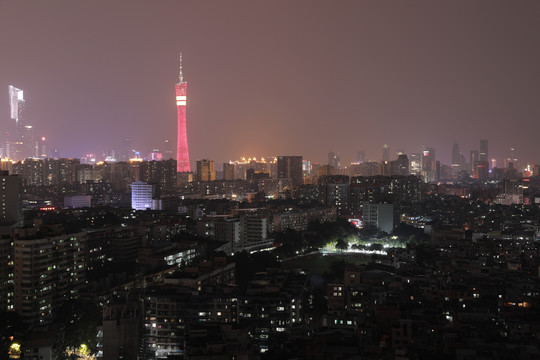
<box><xmin>179</xmin><ymin>52</ymin><xmax>183</xmax><ymax>83</ymax></box>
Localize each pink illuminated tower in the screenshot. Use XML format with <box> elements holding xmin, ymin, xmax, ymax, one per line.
<box><xmin>176</xmin><ymin>53</ymin><xmax>191</xmax><ymax>172</ymax></box>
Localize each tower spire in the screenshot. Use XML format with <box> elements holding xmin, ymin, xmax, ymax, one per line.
<box><xmin>178</xmin><ymin>52</ymin><xmax>183</xmax><ymax>83</ymax></box>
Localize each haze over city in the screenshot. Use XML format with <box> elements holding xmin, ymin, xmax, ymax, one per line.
<box><xmin>4</xmin><ymin>2</ymin><xmax>540</xmax><ymax>359</ymax></box>
<box><xmin>1</xmin><ymin>0</ymin><xmax>539</xmax><ymax>165</ymax></box>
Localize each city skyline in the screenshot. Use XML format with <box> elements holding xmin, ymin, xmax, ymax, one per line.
<box><xmin>1</xmin><ymin>1</ymin><xmax>539</xmax><ymax>166</ymax></box>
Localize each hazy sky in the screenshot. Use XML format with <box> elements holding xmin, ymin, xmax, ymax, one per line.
<box><xmin>1</xmin><ymin>1</ymin><xmax>539</xmax><ymax>167</ymax></box>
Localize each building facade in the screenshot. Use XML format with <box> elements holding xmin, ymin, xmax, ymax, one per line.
<box><xmin>197</xmin><ymin>159</ymin><xmax>216</xmax><ymax>182</ymax></box>
<box><xmin>0</xmin><ymin>171</ymin><xmax>21</xmax><ymax>224</ymax></box>
<box><xmin>13</xmin><ymin>228</ymin><xmax>87</xmax><ymax>325</ymax></box>
<box><xmin>362</xmin><ymin>202</ymin><xmax>394</xmax><ymax>234</ymax></box>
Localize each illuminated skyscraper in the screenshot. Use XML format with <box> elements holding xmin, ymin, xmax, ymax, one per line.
<box><xmin>175</xmin><ymin>53</ymin><xmax>191</xmax><ymax>172</ymax></box>
<box><xmin>8</xmin><ymin>85</ymin><xmax>35</xmax><ymax>161</ymax></box>
<box><xmin>409</xmin><ymin>153</ymin><xmax>421</xmax><ymax>175</ymax></box>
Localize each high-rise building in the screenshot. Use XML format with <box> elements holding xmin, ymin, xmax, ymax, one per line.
<box><xmin>121</xmin><ymin>137</ymin><xmax>132</xmax><ymax>162</ymax></box>
<box><xmin>223</xmin><ymin>162</ymin><xmax>235</xmax><ymax>181</ymax></box>
<box><xmin>362</xmin><ymin>202</ymin><xmax>394</xmax><ymax>234</ymax></box>
<box><xmin>470</xmin><ymin>150</ymin><xmax>479</xmax><ymax>174</ymax></box>
<box><xmin>319</xmin><ymin>175</ymin><xmax>349</xmax><ymax>215</ymax></box>
<box><xmin>42</xmin><ymin>158</ymin><xmax>80</xmax><ymax>185</ymax></box>
<box><xmin>15</xmin><ymin>158</ymin><xmax>45</xmax><ymax>186</ymax></box>
<box><xmin>163</xmin><ymin>139</ymin><xmax>174</xmax><ymax>160</ymax></box>
<box><xmin>409</xmin><ymin>153</ymin><xmax>421</xmax><ymax>175</ymax></box>
<box><xmin>356</xmin><ymin>151</ymin><xmax>365</xmax><ymax>163</ymax></box>
<box><xmin>0</xmin><ymin>237</ymin><xmax>13</xmax><ymax>311</ymax></box>
<box><xmin>477</xmin><ymin>140</ymin><xmax>490</xmax><ymax>179</ymax></box>
<box><xmin>451</xmin><ymin>142</ymin><xmax>461</xmax><ymax>175</ymax></box>
<box><xmin>395</xmin><ymin>154</ymin><xmax>409</xmax><ymax>176</ymax></box>
<box><xmin>0</xmin><ymin>171</ymin><xmax>21</xmax><ymax>225</ymax></box>
<box><xmin>479</xmin><ymin>139</ymin><xmax>488</xmax><ymax>162</ymax></box>
<box><xmin>505</xmin><ymin>146</ymin><xmax>518</xmax><ymax>170</ymax></box>
<box><xmin>13</xmin><ymin>228</ymin><xmax>87</xmax><ymax>325</ymax></box>
<box><xmin>197</xmin><ymin>159</ymin><xmax>216</xmax><ymax>181</ymax></box>
<box><xmin>382</xmin><ymin>145</ymin><xmax>390</xmax><ymax>162</ymax></box>
<box><xmin>328</xmin><ymin>152</ymin><xmax>340</xmax><ymax>171</ymax></box>
<box><xmin>8</xmin><ymin>85</ymin><xmax>34</xmax><ymax>161</ymax></box>
<box><xmin>36</xmin><ymin>136</ymin><xmax>47</xmax><ymax>158</ymax></box>
<box><xmin>140</xmin><ymin>159</ymin><xmax>177</xmax><ymax>192</ymax></box>
<box><xmin>302</xmin><ymin>160</ymin><xmax>311</xmax><ymax>177</ymax></box>
<box><xmin>422</xmin><ymin>147</ymin><xmax>437</xmax><ymax>182</ymax></box>
<box><xmin>277</xmin><ymin>156</ymin><xmax>303</xmax><ymax>186</ymax></box>
<box><xmin>176</xmin><ymin>53</ymin><xmax>191</xmax><ymax>173</ymax></box>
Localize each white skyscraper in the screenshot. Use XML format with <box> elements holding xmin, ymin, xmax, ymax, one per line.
<box><xmin>8</xmin><ymin>85</ymin><xmax>33</xmax><ymax>161</ymax></box>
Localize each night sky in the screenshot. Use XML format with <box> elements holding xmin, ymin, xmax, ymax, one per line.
<box><xmin>1</xmin><ymin>1</ymin><xmax>539</xmax><ymax>167</ymax></box>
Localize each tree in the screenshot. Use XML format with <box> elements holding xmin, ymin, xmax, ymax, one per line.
<box><xmin>274</xmin><ymin>229</ymin><xmax>303</xmax><ymax>256</ymax></box>
<box><xmin>0</xmin><ymin>311</ymin><xmax>27</xmax><ymax>360</ymax></box>
<box><xmin>369</xmin><ymin>243</ymin><xmax>383</xmax><ymax>251</ymax></box>
<box><xmin>359</xmin><ymin>224</ymin><xmax>378</xmax><ymax>240</ymax></box>
<box><xmin>335</xmin><ymin>237</ymin><xmax>348</xmax><ymax>252</ymax></box>
<box><xmin>54</xmin><ymin>299</ymin><xmax>101</xmax><ymax>356</ymax></box>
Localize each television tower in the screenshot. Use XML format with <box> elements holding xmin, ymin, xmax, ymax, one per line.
<box><xmin>176</xmin><ymin>53</ymin><xmax>191</xmax><ymax>172</ymax></box>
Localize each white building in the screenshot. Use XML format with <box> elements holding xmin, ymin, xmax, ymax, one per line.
<box><xmin>131</xmin><ymin>181</ymin><xmax>157</xmax><ymax>210</ymax></box>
